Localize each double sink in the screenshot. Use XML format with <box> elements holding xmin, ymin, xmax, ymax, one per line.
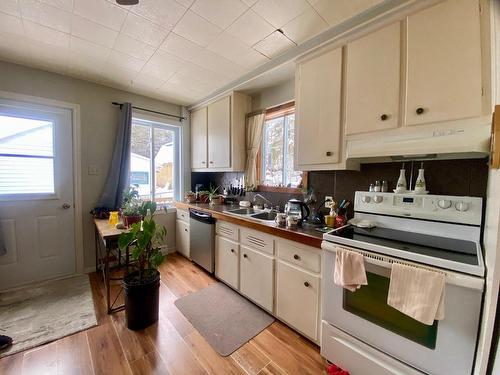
<box><xmin>224</xmin><ymin>207</ymin><xmax>277</xmax><ymax>222</ymax></box>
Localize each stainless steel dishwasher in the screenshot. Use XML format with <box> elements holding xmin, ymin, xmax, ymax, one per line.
<box><xmin>189</xmin><ymin>209</ymin><xmax>215</xmax><ymax>273</ymax></box>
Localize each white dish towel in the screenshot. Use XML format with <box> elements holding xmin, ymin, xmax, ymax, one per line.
<box><xmin>387</xmin><ymin>262</ymin><xmax>445</xmax><ymax>325</ymax></box>
<box><xmin>334</xmin><ymin>248</ymin><xmax>368</xmax><ymax>292</ymax></box>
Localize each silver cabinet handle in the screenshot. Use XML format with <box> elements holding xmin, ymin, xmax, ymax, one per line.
<box><xmin>62</xmin><ymin>203</ymin><xmax>71</xmax><ymax>209</ymax></box>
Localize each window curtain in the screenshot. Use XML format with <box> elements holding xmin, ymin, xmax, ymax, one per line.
<box><xmin>96</xmin><ymin>102</ymin><xmax>132</xmax><ymax>209</ymax></box>
<box><xmin>244</xmin><ymin>113</ymin><xmax>265</xmax><ymax>189</ymax></box>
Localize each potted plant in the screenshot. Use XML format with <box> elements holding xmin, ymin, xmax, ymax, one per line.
<box><xmin>122</xmin><ymin>186</ymin><xmax>142</xmax><ymax>227</ymax></box>
<box><xmin>118</xmin><ymin>202</ymin><xmax>166</xmax><ymax>330</ymax></box>
<box><xmin>197</xmin><ymin>190</ymin><xmax>210</xmax><ymax>203</ymax></box>
<box><xmin>207</xmin><ymin>184</ymin><xmax>223</xmax><ymax>205</ymax></box>
<box><xmin>185</xmin><ymin>191</ymin><xmax>196</xmax><ymax>203</ymax></box>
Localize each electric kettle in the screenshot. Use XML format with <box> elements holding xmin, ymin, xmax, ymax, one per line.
<box><xmin>285</xmin><ymin>199</ymin><xmax>310</xmax><ymax>223</ymax></box>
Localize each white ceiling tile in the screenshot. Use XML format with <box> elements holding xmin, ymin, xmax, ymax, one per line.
<box><xmin>190</xmin><ymin>49</ymin><xmax>247</xmax><ymax>79</ymax></box>
<box><xmin>282</xmin><ymin>8</ymin><xmax>328</xmax><ymax>44</ymax></box>
<box><xmin>113</xmin><ymin>33</ymin><xmax>156</xmax><ymax>60</ymax></box>
<box><xmin>132</xmin><ymin>71</ymin><xmax>166</xmax><ymax>90</ymax></box>
<box><xmin>107</xmin><ymin>50</ymin><xmax>146</xmax><ymax>72</ymax></box>
<box><xmin>175</xmin><ymin>0</ymin><xmax>194</xmax><ymax>7</ymax></box>
<box><xmin>67</xmin><ymin>51</ymin><xmax>106</xmax><ymax>74</ymax></box>
<box><xmin>160</xmin><ymin>32</ymin><xmax>204</xmax><ymax>62</ymax></box>
<box><xmin>19</xmin><ymin>0</ymin><xmax>72</xmax><ymax>33</ymax></box>
<box><xmin>130</xmin><ymin>0</ymin><xmax>186</xmax><ymax>29</ymax></box>
<box><xmin>173</xmin><ymin>10</ymin><xmax>222</xmax><ymax>47</ymax></box>
<box><xmin>241</xmin><ymin>0</ymin><xmax>258</xmax><ymax>6</ymax></box>
<box><xmin>226</xmin><ymin>9</ymin><xmax>274</xmax><ymax>46</ymax></box>
<box><xmin>253</xmin><ymin>30</ymin><xmax>295</xmax><ymax>58</ymax></box>
<box><xmin>28</xmin><ymin>41</ymin><xmax>69</xmax><ymax>69</ymax></box>
<box><xmin>207</xmin><ymin>32</ymin><xmax>268</xmax><ymax>69</ymax></box>
<box><xmin>177</xmin><ymin>62</ymin><xmax>229</xmax><ymax>87</ymax></box>
<box><xmin>73</xmin><ymin>0</ymin><xmax>127</xmax><ymax>31</ymax></box>
<box><xmin>100</xmin><ymin>66</ymin><xmax>137</xmax><ymax>86</ymax></box>
<box><xmin>71</xmin><ymin>15</ymin><xmax>118</xmax><ymax>48</ymax></box>
<box><xmin>0</xmin><ymin>0</ymin><xmax>21</xmax><ymax>17</ymax></box>
<box><xmin>41</xmin><ymin>0</ymin><xmax>73</xmax><ymax>12</ymax></box>
<box><xmin>311</xmin><ymin>0</ymin><xmax>383</xmax><ymax>27</ymax></box>
<box><xmin>24</xmin><ymin>20</ymin><xmax>70</xmax><ymax>47</ymax></box>
<box><xmin>141</xmin><ymin>49</ymin><xmax>184</xmax><ymax>80</ymax></box>
<box><xmin>121</xmin><ymin>12</ymin><xmax>170</xmax><ymax>47</ymax></box>
<box><xmin>0</xmin><ymin>12</ymin><xmax>24</xmax><ymax>36</ymax></box>
<box><xmin>70</xmin><ymin>36</ymin><xmax>111</xmax><ymax>62</ymax></box>
<box><xmin>252</xmin><ymin>0</ymin><xmax>311</xmax><ymax>28</ymax></box>
<box><xmin>191</xmin><ymin>0</ymin><xmax>248</xmax><ymax>29</ymax></box>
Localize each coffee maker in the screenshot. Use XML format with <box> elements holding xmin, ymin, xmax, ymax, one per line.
<box><xmin>285</xmin><ymin>199</ymin><xmax>310</xmax><ymax>225</ymax></box>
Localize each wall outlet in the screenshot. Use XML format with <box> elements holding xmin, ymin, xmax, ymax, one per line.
<box><xmin>325</xmin><ymin>196</ymin><xmax>333</xmax><ymax>208</ymax></box>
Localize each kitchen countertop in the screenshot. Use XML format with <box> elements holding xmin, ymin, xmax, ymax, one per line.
<box><xmin>175</xmin><ymin>201</ymin><xmax>325</xmax><ymax>249</ymax></box>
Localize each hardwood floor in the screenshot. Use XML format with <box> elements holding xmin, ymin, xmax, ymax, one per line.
<box><xmin>0</xmin><ymin>253</ymin><xmax>328</xmax><ymax>375</ymax></box>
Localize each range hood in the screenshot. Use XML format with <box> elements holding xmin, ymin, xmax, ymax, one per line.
<box><xmin>346</xmin><ymin>118</ymin><xmax>492</xmax><ymax>163</ymax></box>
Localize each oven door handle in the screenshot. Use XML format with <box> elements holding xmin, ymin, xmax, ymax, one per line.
<box><xmin>322</xmin><ymin>242</ymin><xmax>484</xmax><ymax>291</ymax></box>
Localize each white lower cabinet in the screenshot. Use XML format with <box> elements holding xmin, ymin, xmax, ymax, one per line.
<box><xmin>215</xmin><ymin>235</ymin><xmax>239</xmax><ymax>290</ymax></box>
<box><xmin>214</xmin><ymin>220</ymin><xmax>321</xmax><ymax>343</ymax></box>
<box><xmin>176</xmin><ymin>219</ymin><xmax>190</xmax><ymax>258</ymax></box>
<box><xmin>276</xmin><ymin>260</ymin><xmax>320</xmax><ymax>341</ymax></box>
<box><xmin>240</xmin><ymin>246</ymin><xmax>274</xmax><ymax>313</ymax></box>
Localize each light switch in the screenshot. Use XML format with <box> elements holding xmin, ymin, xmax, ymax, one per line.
<box><xmin>88</xmin><ymin>165</ymin><xmax>100</xmax><ymax>175</ymax></box>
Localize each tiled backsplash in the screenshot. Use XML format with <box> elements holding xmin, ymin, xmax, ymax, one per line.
<box><xmin>191</xmin><ymin>158</ymin><xmax>489</xmax><ymax>215</ymax></box>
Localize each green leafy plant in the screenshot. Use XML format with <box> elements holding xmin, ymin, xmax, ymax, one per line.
<box><xmin>207</xmin><ymin>184</ymin><xmax>221</xmax><ymax>201</ymax></box>
<box><xmin>122</xmin><ymin>185</ymin><xmax>142</xmax><ymax>216</ymax></box>
<box><xmin>118</xmin><ymin>201</ymin><xmax>167</xmax><ymax>281</ymax></box>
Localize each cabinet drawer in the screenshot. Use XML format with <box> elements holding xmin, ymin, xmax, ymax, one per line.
<box><xmin>216</xmin><ymin>221</ymin><xmax>239</xmax><ymax>242</ymax></box>
<box><xmin>215</xmin><ymin>235</ymin><xmax>239</xmax><ymax>290</ymax></box>
<box><xmin>276</xmin><ymin>261</ymin><xmax>319</xmax><ymax>341</ymax></box>
<box><xmin>176</xmin><ymin>209</ymin><xmax>189</xmax><ymax>222</ymax></box>
<box><xmin>240</xmin><ymin>227</ymin><xmax>274</xmax><ymax>255</ymax></box>
<box><xmin>277</xmin><ymin>240</ymin><xmax>321</xmax><ymax>273</ymax></box>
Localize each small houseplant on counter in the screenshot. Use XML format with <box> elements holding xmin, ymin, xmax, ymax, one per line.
<box><xmin>118</xmin><ymin>201</ymin><xmax>166</xmax><ymax>330</ymax></box>
<box><xmin>122</xmin><ymin>186</ymin><xmax>142</xmax><ymax>227</ymax></box>
<box><xmin>208</xmin><ymin>184</ymin><xmax>223</xmax><ymax>205</ymax></box>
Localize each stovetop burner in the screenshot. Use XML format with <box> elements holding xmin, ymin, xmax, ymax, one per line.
<box><xmin>331</xmin><ymin>225</ymin><xmax>479</xmax><ymax>266</ymax></box>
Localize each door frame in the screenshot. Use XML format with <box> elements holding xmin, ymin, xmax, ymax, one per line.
<box><xmin>0</xmin><ymin>90</ymin><xmax>84</xmax><ymax>275</ymax></box>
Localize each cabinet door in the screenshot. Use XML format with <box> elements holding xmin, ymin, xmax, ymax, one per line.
<box><xmin>175</xmin><ymin>219</ymin><xmax>190</xmax><ymax>258</ymax></box>
<box><xmin>276</xmin><ymin>261</ymin><xmax>319</xmax><ymax>340</ymax></box>
<box><xmin>296</xmin><ymin>48</ymin><xmax>342</xmax><ymax>167</ymax></box>
<box><xmin>207</xmin><ymin>96</ymin><xmax>231</xmax><ymax>168</ymax></box>
<box><xmin>191</xmin><ymin>107</ymin><xmax>207</xmax><ymax>169</ymax></box>
<box><xmin>215</xmin><ymin>235</ymin><xmax>239</xmax><ymax>290</ymax></box>
<box><xmin>405</xmin><ymin>0</ymin><xmax>482</xmax><ymax>126</ymax></box>
<box><xmin>346</xmin><ymin>22</ymin><xmax>400</xmax><ymax>135</ymax></box>
<box><xmin>240</xmin><ymin>246</ymin><xmax>274</xmax><ymax>312</ymax></box>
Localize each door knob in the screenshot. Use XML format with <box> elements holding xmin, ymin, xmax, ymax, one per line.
<box><xmin>62</xmin><ymin>203</ymin><xmax>71</xmax><ymax>209</ymax></box>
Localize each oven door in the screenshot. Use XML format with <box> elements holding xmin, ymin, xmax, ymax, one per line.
<box><xmin>321</xmin><ymin>242</ymin><xmax>484</xmax><ymax>375</ymax></box>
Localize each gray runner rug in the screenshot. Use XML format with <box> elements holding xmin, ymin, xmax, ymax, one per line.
<box><xmin>0</xmin><ymin>275</ymin><xmax>97</xmax><ymax>357</ymax></box>
<box><xmin>175</xmin><ymin>282</ymin><xmax>274</xmax><ymax>356</ymax></box>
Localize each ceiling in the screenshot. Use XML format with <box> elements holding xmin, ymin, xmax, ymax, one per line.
<box><xmin>0</xmin><ymin>0</ymin><xmax>383</xmax><ymax>105</ymax></box>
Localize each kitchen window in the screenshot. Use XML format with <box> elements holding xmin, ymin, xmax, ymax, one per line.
<box><xmin>130</xmin><ymin>115</ymin><xmax>181</xmax><ymax>206</ymax></box>
<box><xmin>258</xmin><ymin>103</ymin><xmax>306</xmax><ymax>192</ymax></box>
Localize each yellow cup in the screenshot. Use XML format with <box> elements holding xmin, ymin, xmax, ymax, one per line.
<box><xmin>108</xmin><ymin>211</ymin><xmax>119</xmax><ymax>226</ymax></box>
<box><xmin>325</xmin><ymin>214</ymin><xmax>336</xmax><ymax>228</ymax></box>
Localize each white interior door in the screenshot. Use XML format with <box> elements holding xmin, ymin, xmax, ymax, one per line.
<box><xmin>0</xmin><ymin>99</ymin><xmax>75</xmax><ymax>291</ymax></box>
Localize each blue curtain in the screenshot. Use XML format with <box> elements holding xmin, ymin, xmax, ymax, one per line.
<box><xmin>96</xmin><ymin>103</ymin><xmax>132</xmax><ymax>209</ymax></box>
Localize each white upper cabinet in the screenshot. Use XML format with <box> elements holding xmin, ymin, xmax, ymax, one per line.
<box><xmin>191</xmin><ymin>92</ymin><xmax>250</xmax><ymax>172</ymax></box>
<box><xmin>405</xmin><ymin>0</ymin><xmax>482</xmax><ymax>126</ymax></box>
<box><xmin>208</xmin><ymin>96</ymin><xmax>231</xmax><ymax>169</ymax></box>
<box><xmin>191</xmin><ymin>107</ymin><xmax>207</xmax><ymax>169</ymax></box>
<box><xmin>295</xmin><ymin>47</ymin><xmax>343</xmax><ymax>169</ymax></box>
<box><xmin>346</xmin><ymin>22</ymin><xmax>401</xmax><ymax>135</ymax></box>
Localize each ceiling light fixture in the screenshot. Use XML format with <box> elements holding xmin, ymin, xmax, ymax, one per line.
<box><xmin>116</xmin><ymin>0</ymin><xmax>139</xmax><ymax>5</ymax></box>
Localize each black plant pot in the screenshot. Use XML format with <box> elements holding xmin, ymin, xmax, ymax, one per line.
<box><xmin>123</xmin><ymin>269</ymin><xmax>160</xmax><ymax>330</ymax></box>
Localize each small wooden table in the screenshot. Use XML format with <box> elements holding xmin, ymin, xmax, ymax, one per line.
<box><xmin>94</xmin><ymin>218</ymin><xmax>133</xmax><ymax>314</ymax></box>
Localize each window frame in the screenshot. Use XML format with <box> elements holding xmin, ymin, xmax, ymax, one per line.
<box><xmin>256</xmin><ymin>102</ymin><xmax>307</xmax><ymax>193</ymax></box>
<box><xmin>131</xmin><ymin>112</ymin><xmax>182</xmax><ymax>206</ymax></box>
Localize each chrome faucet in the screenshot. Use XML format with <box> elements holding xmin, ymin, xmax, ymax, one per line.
<box><xmin>253</xmin><ymin>193</ymin><xmax>273</xmax><ymax>209</ymax></box>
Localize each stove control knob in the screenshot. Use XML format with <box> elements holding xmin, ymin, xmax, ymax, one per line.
<box><xmin>455</xmin><ymin>201</ymin><xmax>469</xmax><ymax>212</ymax></box>
<box><xmin>373</xmin><ymin>195</ymin><xmax>383</xmax><ymax>203</ymax></box>
<box><xmin>437</xmin><ymin>199</ymin><xmax>452</xmax><ymax>209</ymax></box>
<box><xmin>361</xmin><ymin>196</ymin><xmax>371</xmax><ymax>203</ymax></box>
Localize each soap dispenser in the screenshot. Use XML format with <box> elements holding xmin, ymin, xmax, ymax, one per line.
<box><xmin>414</xmin><ymin>162</ymin><xmax>427</xmax><ymax>194</ymax></box>
<box><xmin>396</xmin><ymin>164</ymin><xmax>407</xmax><ymax>193</ymax></box>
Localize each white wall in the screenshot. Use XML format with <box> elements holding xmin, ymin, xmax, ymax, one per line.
<box><xmin>0</xmin><ymin>60</ymin><xmax>187</xmax><ymax>270</ymax></box>
<box><xmin>250</xmin><ymin>79</ymin><xmax>295</xmax><ymax>111</ymax></box>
